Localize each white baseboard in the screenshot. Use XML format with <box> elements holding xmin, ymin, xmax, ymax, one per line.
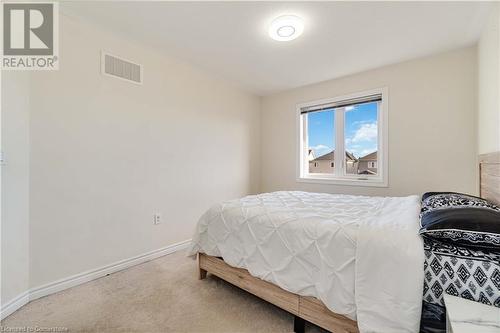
<box><xmin>0</xmin><ymin>291</ymin><xmax>30</xmax><ymax>321</ymax></box>
<box><xmin>1</xmin><ymin>239</ymin><xmax>191</xmax><ymax>320</ymax></box>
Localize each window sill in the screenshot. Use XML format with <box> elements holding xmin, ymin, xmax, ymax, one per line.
<box><xmin>297</xmin><ymin>175</ymin><xmax>388</xmax><ymax>188</ymax></box>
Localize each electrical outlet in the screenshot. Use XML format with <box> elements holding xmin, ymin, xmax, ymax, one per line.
<box><xmin>153</xmin><ymin>213</ymin><xmax>161</xmax><ymax>225</ymax></box>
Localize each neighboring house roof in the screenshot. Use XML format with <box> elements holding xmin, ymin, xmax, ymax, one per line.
<box><xmin>346</xmin><ymin>151</ymin><xmax>356</xmax><ymax>161</ymax></box>
<box><xmin>308</xmin><ymin>149</ymin><xmax>315</xmax><ymax>160</ymax></box>
<box><xmin>359</xmin><ymin>151</ymin><xmax>377</xmax><ymax>161</ymax></box>
<box><xmin>311</xmin><ymin>150</ymin><xmax>356</xmax><ymax>161</ymax></box>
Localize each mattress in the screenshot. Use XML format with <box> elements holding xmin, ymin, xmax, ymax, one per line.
<box><xmin>189</xmin><ymin>191</ymin><xmax>425</xmax><ymax>333</ymax></box>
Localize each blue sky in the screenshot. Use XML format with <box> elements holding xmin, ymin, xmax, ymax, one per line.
<box><xmin>307</xmin><ymin>102</ymin><xmax>378</xmax><ymax>158</ymax></box>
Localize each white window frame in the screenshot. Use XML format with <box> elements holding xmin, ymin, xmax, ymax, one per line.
<box><xmin>296</xmin><ymin>87</ymin><xmax>388</xmax><ymax>187</ymax></box>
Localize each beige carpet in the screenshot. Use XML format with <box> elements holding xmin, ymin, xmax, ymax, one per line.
<box><xmin>2</xmin><ymin>251</ymin><xmax>326</xmax><ymax>332</ymax></box>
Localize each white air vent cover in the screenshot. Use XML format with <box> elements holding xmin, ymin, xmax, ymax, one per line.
<box><xmin>101</xmin><ymin>52</ymin><xmax>142</xmax><ymax>84</ymax></box>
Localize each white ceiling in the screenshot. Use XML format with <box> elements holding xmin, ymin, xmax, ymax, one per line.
<box><xmin>61</xmin><ymin>1</ymin><xmax>491</xmax><ymax>96</ymax></box>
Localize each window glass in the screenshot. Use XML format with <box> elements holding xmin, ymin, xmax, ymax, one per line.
<box><xmin>344</xmin><ymin>102</ymin><xmax>378</xmax><ymax>176</ymax></box>
<box><xmin>307</xmin><ymin>109</ymin><xmax>335</xmax><ymax>174</ymax></box>
<box><xmin>299</xmin><ymin>91</ymin><xmax>386</xmax><ymax>186</ymax></box>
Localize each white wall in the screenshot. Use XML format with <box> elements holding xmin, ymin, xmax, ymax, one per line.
<box><xmin>261</xmin><ymin>47</ymin><xmax>477</xmax><ymax>196</ymax></box>
<box><xmin>27</xmin><ymin>14</ymin><xmax>260</xmax><ymax>288</ymax></box>
<box><xmin>1</xmin><ymin>72</ymin><xmax>31</xmax><ymax>307</ymax></box>
<box><xmin>478</xmin><ymin>3</ymin><xmax>500</xmax><ymax>155</ymax></box>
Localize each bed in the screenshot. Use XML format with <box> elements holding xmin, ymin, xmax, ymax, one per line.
<box><xmin>188</xmin><ymin>152</ymin><xmax>500</xmax><ymax>333</ymax></box>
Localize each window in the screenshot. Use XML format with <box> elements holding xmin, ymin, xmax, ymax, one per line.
<box><xmin>298</xmin><ymin>88</ymin><xmax>388</xmax><ymax>187</ymax></box>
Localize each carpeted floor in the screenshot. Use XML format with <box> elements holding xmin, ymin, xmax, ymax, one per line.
<box><xmin>1</xmin><ymin>251</ymin><xmax>326</xmax><ymax>332</ymax></box>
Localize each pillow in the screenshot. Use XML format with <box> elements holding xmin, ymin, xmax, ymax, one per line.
<box><xmin>419</xmin><ymin>192</ymin><xmax>500</xmax><ymax>250</ymax></box>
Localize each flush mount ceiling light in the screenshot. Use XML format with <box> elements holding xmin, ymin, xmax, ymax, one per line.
<box><xmin>268</xmin><ymin>15</ymin><xmax>304</xmax><ymax>42</ymax></box>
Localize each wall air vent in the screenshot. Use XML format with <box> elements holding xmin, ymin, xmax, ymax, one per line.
<box><xmin>101</xmin><ymin>52</ymin><xmax>143</xmax><ymax>84</ymax></box>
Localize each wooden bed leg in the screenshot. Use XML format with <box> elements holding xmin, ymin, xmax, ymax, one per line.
<box><xmin>198</xmin><ymin>253</ymin><xmax>208</xmax><ymax>280</ymax></box>
<box><xmin>293</xmin><ymin>316</ymin><xmax>305</xmax><ymax>333</ymax></box>
<box><xmin>199</xmin><ymin>267</ymin><xmax>207</xmax><ymax>280</ymax></box>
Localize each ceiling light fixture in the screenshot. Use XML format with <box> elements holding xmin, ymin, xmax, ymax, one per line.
<box><xmin>269</xmin><ymin>15</ymin><xmax>304</xmax><ymax>42</ymax></box>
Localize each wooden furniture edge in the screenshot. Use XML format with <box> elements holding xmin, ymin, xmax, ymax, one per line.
<box><xmin>479</xmin><ymin>151</ymin><xmax>500</xmax><ymax>206</ymax></box>
<box><xmin>479</xmin><ymin>151</ymin><xmax>500</xmax><ymax>163</ymax></box>
<box><xmin>198</xmin><ymin>253</ymin><xmax>359</xmax><ymax>333</ymax></box>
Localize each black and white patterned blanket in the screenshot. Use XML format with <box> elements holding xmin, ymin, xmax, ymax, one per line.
<box><xmin>420</xmin><ymin>237</ymin><xmax>500</xmax><ymax>333</ymax></box>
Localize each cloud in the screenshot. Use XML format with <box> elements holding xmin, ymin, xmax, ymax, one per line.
<box><xmin>346</xmin><ymin>146</ymin><xmax>377</xmax><ymax>158</ymax></box>
<box><xmin>310</xmin><ymin>144</ymin><xmax>331</xmax><ymax>155</ymax></box>
<box><xmin>352</xmin><ymin>120</ymin><xmax>373</xmax><ymax>126</ymax></box>
<box><xmin>359</xmin><ymin>148</ymin><xmax>377</xmax><ymax>156</ymax></box>
<box><xmin>351</xmin><ymin>122</ymin><xmax>377</xmax><ymax>143</ymax></box>
<box><xmin>311</xmin><ymin>144</ymin><xmax>330</xmax><ymax>151</ymax></box>
<box><xmin>345</xmin><ymin>106</ymin><xmax>357</xmax><ymax>112</ymax></box>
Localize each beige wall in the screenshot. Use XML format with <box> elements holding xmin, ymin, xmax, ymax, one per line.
<box><xmin>27</xmin><ymin>14</ymin><xmax>260</xmax><ymax>288</ymax></box>
<box><xmin>478</xmin><ymin>3</ymin><xmax>500</xmax><ymax>155</ymax></box>
<box><xmin>261</xmin><ymin>47</ymin><xmax>478</xmax><ymax>197</ymax></box>
<box><xmin>1</xmin><ymin>72</ymin><xmax>31</xmax><ymax>306</ymax></box>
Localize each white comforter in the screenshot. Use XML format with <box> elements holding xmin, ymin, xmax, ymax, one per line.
<box><xmin>189</xmin><ymin>191</ymin><xmax>424</xmax><ymax>333</ymax></box>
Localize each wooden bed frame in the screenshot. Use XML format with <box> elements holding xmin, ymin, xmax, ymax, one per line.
<box><xmin>198</xmin><ymin>253</ymin><xmax>358</xmax><ymax>333</ymax></box>
<box><xmin>479</xmin><ymin>151</ymin><xmax>500</xmax><ymax>205</ymax></box>
<box><xmin>198</xmin><ymin>151</ymin><xmax>500</xmax><ymax>333</ymax></box>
